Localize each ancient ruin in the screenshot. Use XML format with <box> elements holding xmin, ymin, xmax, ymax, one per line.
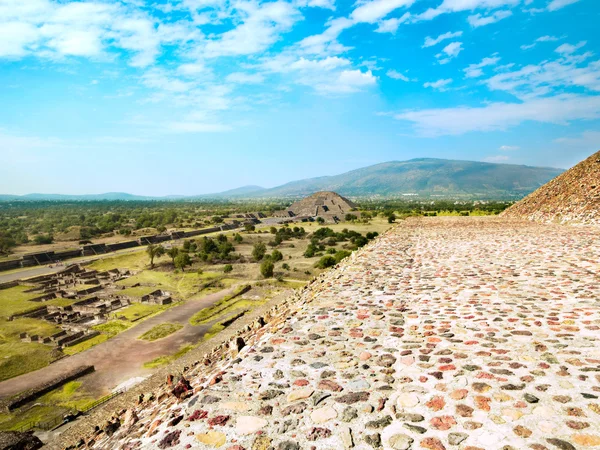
<box><xmin>502</xmin><ymin>150</ymin><xmax>600</xmax><ymax>226</ymax></box>
<box><xmin>53</xmin><ymin>215</ymin><xmax>600</xmax><ymax>450</ymax></box>
<box><xmin>7</xmin><ymin>264</ymin><xmax>175</xmax><ymax>354</ymax></box>
<box><xmin>275</xmin><ymin>191</ymin><xmax>358</xmax><ymax>223</ymax></box>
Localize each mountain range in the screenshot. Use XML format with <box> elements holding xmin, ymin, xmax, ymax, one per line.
<box><xmin>0</xmin><ymin>158</ymin><xmax>565</xmax><ymax>201</ymax></box>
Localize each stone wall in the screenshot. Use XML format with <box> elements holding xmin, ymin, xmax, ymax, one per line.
<box><xmin>1</xmin><ymin>365</ymin><xmax>95</xmax><ymax>412</ymax></box>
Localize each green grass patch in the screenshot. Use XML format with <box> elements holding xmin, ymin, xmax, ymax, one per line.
<box><xmin>0</xmin><ymin>342</ymin><xmax>56</xmax><ymax>382</ymax></box>
<box><xmin>138</xmin><ymin>323</ymin><xmax>183</xmax><ymax>341</ymax></box>
<box><xmin>0</xmin><ymin>405</ymin><xmax>67</xmax><ymax>432</ymax></box>
<box><xmin>38</xmin><ymin>381</ymin><xmax>95</xmax><ymax>411</ymax></box>
<box><xmin>116</xmin><ymin>270</ymin><xmax>222</xmax><ymax>299</ymax></box>
<box><xmin>62</xmin><ymin>334</ymin><xmax>108</xmax><ymax>356</ymax></box>
<box><xmin>88</xmin><ymin>250</ymin><xmax>156</xmax><ymax>272</ymax></box>
<box><xmin>143</xmin><ymin>344</ymin><xmax>195</xmax><ymax>369</ymax></box>
<box><xmin>116</xmin><ymin>303</ymin><xmax>166</xmax><ymax>322</ymax></box>
<box><xmin>189</xmin><ymin>285</ymin><xmax>253</xmax><ymax>326</ymax></box>
<box><xmin>0</xmin><ymin>286</ymin><xmax>46</xmax><ymax>318</ymax></box>
<box><xmin>93</xmin><ymin>320</ymin><xmax>131</xmax><ymax>337</ymax></box>
<box><xmin>118</xmin><ymin>286</ymin><xmax>157</xmax><ymax>298</ymax></box>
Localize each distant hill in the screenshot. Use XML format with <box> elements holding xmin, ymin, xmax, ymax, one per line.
<box><xmin>502</xmin><ymin>150</ymin><xmax>600</xmax><ymax>225</ymax></box>
<box><xmin>0</xmin><ymin>158</ymin><xmax>564</xmax><ymax>201</ymax></box>
<box><xmin>250</xmin><ymin>158</ymin><xmax>564</xmax><ymax>199</ymax></box>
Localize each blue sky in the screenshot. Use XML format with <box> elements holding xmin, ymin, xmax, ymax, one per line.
<box><xmin>0</xmin><ymin>0</ymin><xmax>598</xmax><ymax>196</ymax></box>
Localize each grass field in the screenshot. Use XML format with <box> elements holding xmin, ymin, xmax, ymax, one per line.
<box><xmin>138</xmin><ymin>323</ymin><xmax>183</xmax><ymax>341</ymax></box>
<box><xmin>0</xmin><ymin>341</ymin><xmax>56</xmax><ymax>382</ymax></box>
<box><xmin>115</xmin><ymin>303</ymin><xmax>167</xmax><ymax>321</ymax></box>
<box><xmin>143</xmin><ymin>343</ymin><xmax>195</xmax><ymax>369</ymax></box>
<box><xmin>62</xmin><ymin>334</ymin><xmax>109</xmax><ymax>356</ymax></box>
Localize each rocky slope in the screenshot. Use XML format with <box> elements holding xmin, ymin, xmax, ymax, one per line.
<box><xmin>502</xmin><ymin>150</ymin><xmax>600</xmax><ymax>226</ymax></box>
<box><xmin>56</xmin><ymin>217</ymin><xmax>600</xmax><ymax>450</ymax></box>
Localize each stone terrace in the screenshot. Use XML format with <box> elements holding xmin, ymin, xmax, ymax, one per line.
<box><xmin>71</xmin><ymin>217</ymin><xmax>600</xmax><ymax>450</ymax></box>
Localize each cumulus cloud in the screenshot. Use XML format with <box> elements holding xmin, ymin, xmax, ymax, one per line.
<box><xmin>468</xmin><ymin>10</ymin><xmax>512</xmax><ymax>27</ymax></box>
<box><xmin>464</xmin><ymin>55</ymin><xmax>501</xmax><ymax>78</ymax></box>
<box><xmin>387</xmin><ymin>69</ymin><xmax>410</xmax><ymax>81</ymax></box>
<box><xmin>436</xmin><ymin>42</ymin><xmax>463</xmax><ymax>64</ymax></box>
<box><xmin>499</xmin><ymin>145</ymin><xmax>520</xmax><ymax>150</ymax></box>
<box><xmin>315</xmin><ymin>69</ymin><xmax>377</xmax><ymax>93</ymax></box>
<box><xmin>547</xmin><ymin>0</ymin><xmax>580</xmax><ymax>11</ymax></box>
<box><xmin>395</xmin><ymin>94</ymin><xmax>600</xmax><ymax>136</ymax></box>
<box><xmin>423</xmin><ymin>31</ymin><xmax>463</xmax><ymax>48</ymax></box>
<box><xmin>423</xmin><ymin>78</ymin><xmax>453</xmax><ymax>90</ymax></box>
<box><xmin>416</xmin><ymin>0</ymin><xmax>520</xmax><ymax>22</ymax></box>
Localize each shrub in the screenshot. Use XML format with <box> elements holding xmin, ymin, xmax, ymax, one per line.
<box><xmin>223</xmin><ymin>264</ymin><xmax>233</xmax><ymax>273</ymax></box>
<box><xmin>271</xmin><ymin>249</ymin><xmax>283</xmax><ymax>262</ymax></box>
<box><xmin>260</xmin><ymin>259</ymin><xmax>274</xmax><ymax>278</ymax></box>
<box><xmin>315</xmin><ymin>255</ymin><xmax>336</xmax><ymax>269</ymax></box>
<box><xmin>33</xmin><ymin>234</ymin><xmax>53</xmax><ymax>245</ymax></box>
<box><xmin>252</xmin><ymin>242</ymin><xmax>267</xmax><ymax>261</ymax></box>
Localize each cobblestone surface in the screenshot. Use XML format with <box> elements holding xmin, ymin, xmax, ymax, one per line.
<box><xmin>80</xmin><ymin>218</ymin><xmax>600</xmax><ymax>450</ymax></box>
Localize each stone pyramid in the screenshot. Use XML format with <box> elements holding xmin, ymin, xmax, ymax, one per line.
<box><xmin>501</xmin><ymin>150</ymin><xmax>600</xmax><ymax>225</ymax></box>
<box><xmin>287</xmin><ymin>191</ymin><xmax>357</xmax><ymax>221</ymax></box>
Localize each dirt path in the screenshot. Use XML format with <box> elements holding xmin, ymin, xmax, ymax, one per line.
<box><xmin>0</xmin><ymin>286</ymin><xmax>239</xmax><ymax>399</ymax></box>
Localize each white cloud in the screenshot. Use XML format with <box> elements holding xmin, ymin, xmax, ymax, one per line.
<box><xmin>299</xmin><ymin>0</ymin><xmax>414</xmax><ymax>55</ymax></box>
<box><xmin>464</xmin><ymin>55</ymin><xmax>500</xmax><ymax>78</ymax></box>
<box><xmin>203</xmin><ymin>2</ymin><xmax>301</xmax><ymax>58</ymax></box>
<box><xmin>520</xmin><ymin>35</ymin><xmax>561</xmax><ymax>51</ymax></box>
<box><xmin>436</xmin><ymin>42</ymin><xmax>463</xmax><ymax>64</ymax></box>
<box><xmin>484</xmin><ymin>155</ymin><xmax>510</xmax><ymax>162</ymax></box>
<box><xmin>484</xmin><ymin>48</ymin><xmax>600</xmax><ymax>98</ymax></box>
<box><xmin>423</xmin><ymin>78</ymin><xmax>453</xmax><ymax>90</ymax></box>
<box><xmin>416</xmin><ymin>0</ymin><xmax>519</xmax><ymax>22</ymax></box>
<box><xmin>350</xmin><ymin>0</ymin><xmax>415</xmax><ymax>23</ymax></box>
<box><xmin>375</xmin><ymin>13</ymin><xmax>411</xmax><ymax>33</ymax></box>
<box><xmin>225</xmin><ymin>72</ymin><xmax>265</xmax><ymax>84</ymax></box>
<box><xmin>387</xmin><ymin>69</ymin><xmax>410</xmax><ymax>81</ymax></box>
<box><xmin>296</xmin><ymin>0</ymin><xmax>336</xmax><ymax>9</ymax></box>
<box><xmin>395</xmin><ymin>94</ymin><xmax>600</xmax><ymax>136</ymax></box>
<box><xmin>0</xmin><ymin>0</ymin><xmax>199</xmax><ymax>66</ymax></box>
<box><xmin>555</xmin><ymin>41</ymin><xmax>586</xmax><ymax>55</ymax></box>
<box><xmin>499</xmin><ymin>145</ymin><xmax>519</xmax><ymax>150</ymax></box>
<box><xmin>537</xmin><ymin>35</ymin><xmax>560</xmax><ymax>42</ymax></box>
<box><xmin>177</xmin><ymin>63</ymin><xmax>205</xmax><ymax>76</ymax></box>
<box><xmin>423</xmin><ymin>31</ymin><xmax>463</xmax><ymax>48</ymax></box>
<box><xmin>467</xmin><ymin>10</ymin><xmax>512</xmax><ymax>27</ymax></box>
<box><xmin>315</xmin><ymin>69</ymin><xmax>377</xmax><ymax>93</ymax></box>
<box><xmin>547</xmin><ymin>0</ymin><xmax>580</xmax><ymax>11</ymax></box>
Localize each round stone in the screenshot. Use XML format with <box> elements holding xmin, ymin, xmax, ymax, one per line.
<box><xmin>397</xmin><ymin>393</ymin><xmax>420</xmax><ymax>408</ymax></box>
<box><xmin>236</xmin><ymin>416</ymin><xmax>268</xmax><ymax>435</ymax></box>
<box><xmin>311</xmin><ymin>406</ymin><xmax>338</xmax><ymax>424</ymax></box>
<box><xmin>388</xmin><ymin>433</ymin><xmax>414</xmax><ymax>450</ymax></box>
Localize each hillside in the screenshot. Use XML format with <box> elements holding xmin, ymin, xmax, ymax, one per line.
<box><xmin>501</xmin><ymin>150</ymin><xmax>600</xmax><ymax>225</ymax></box>
<box><xmin>253</xmin><ymin>158</ymin><xmax>564</xmax><ymax>199</ymax></box>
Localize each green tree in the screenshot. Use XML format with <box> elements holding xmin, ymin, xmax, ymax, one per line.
<box><xmin>252</xmin><ymin>242</ymin><xmax>267</xmax><ymax>261</ymax></box>
<box><xmin>271</xmin><ymin>249</ymin><xmax>283</xmax><ymax>262</ymax></box>
<box><xmin>244</xmin><ymin>223</ymin><xmax>255</xmax><ymax>232</ymax></box>
<box><xmin>345</xmin><ymin>213</ymin><xmax>357</xmax><ymax>221</ymax></box>
<box><xmin>233</xmin><ymin>233</ymin><xmax>243</xmax><ymax>243</ymax></box>
<box><xmin>315</xmin><ymin>255</ymin><xmax>336</xmax><ymax>269</ymax></box>
<box><xmin>316</xmin><ymin>217</ymin><xmax>325</xmax><ymax>224</ymax></box>
<box><xmin>388</xmin><ymin>213</ymin><xmax>396</xmax><ymax>223</ymax></box>
<box><xmin>174</xmin><ymin>252</ymin><xmax>192</xmax><ymax>271</ymax></box>
<box><xmin>146</xmin><ymin>244</ymin><xmax>165</xmax><ymax>268</ymax></box>
<box><xmin>167</xmin><ymin>247</ymin><xmax>180</xmax><ymax>265</ymax></box>
<box><xmin>260</xmin><ymin>259</ymin><xmax>274</xmax><ymax>278</ymax></box>
<box><xmin>223</xmin><ymin>264</ymin><xmax>233</xmax><ymax>273</ymax></box>
<box><xmin>33</xmin><ymin>234</ymin><xmax>53</xmax><ymax>245</ymax></box>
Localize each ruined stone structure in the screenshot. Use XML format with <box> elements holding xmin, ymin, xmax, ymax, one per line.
<box><xmin>7</xmin><ymin>265</ymin><xmax>133</xmax><ymax>351</ymax></box>
<box><xmin>52</xmin><ymin>215</ymin><xmax>600</xmax><ymax>450</ymax></box>
<box><xmin>275</xmin><ymin>191</ymin><xmax>358</xmax><ymax>223</ymax></box>
<box><xmin>502</xmin><ymin>150</ymin><xmax>600</xmax><ymax>226</ymax></box>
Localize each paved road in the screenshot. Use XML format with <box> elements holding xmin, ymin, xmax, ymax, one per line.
<box><xmin>0</xmin><ymin>286</ymin><xmax>239</xmax><ymax>398</ymax></box>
